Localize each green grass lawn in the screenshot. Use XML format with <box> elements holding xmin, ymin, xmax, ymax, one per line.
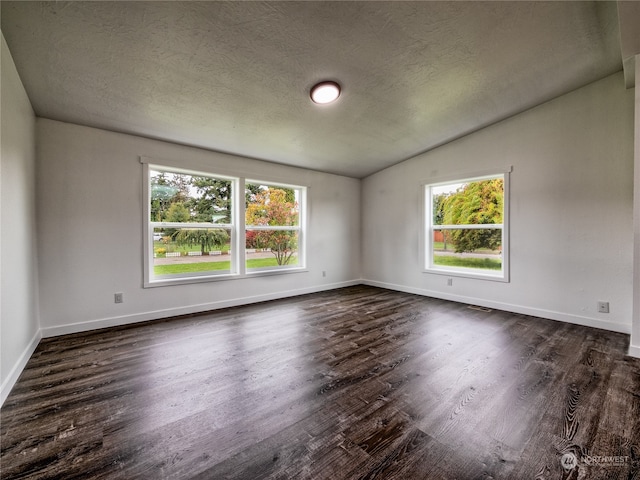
<box><xmin>154</xmin><ymin>257</ymin><xmax>297</xmax><ymax>275</ymax></box>
<box><xmin>433</xmin><ymin>256</ymin><xmax>501</xmax><ymax>270</ymax></box>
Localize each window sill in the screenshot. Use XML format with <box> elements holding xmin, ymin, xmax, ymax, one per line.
<box><xmin>423</xmin><ymin>266</ymin><xmax>509</xmax><ymax>283</ymax></box>
<box><xmin>144</xmin><ymin>267</ymin><xmax>308</xmax><ymax>288</ymax></box>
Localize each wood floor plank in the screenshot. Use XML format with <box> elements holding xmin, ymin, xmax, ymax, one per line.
<box><xmin>2</xmin><ymin>286</ymin><xmax>639</xmax><ymax>479</ymax></box>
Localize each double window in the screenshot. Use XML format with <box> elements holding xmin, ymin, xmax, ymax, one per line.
<box><xmin>143</xmin><ymin>161</ymin><xmax>306</xmax><ymax>286</ymax></box>
<box><xmin>424</xmin><ymin>169</ymin><xmax>510</xmax><ymax>281</ymax></box>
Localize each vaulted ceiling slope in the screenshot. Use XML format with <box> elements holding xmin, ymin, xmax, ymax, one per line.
<box><xmin>1</xmin><ymin>1</ymin><xmax>623</xmax><ymax>178</ymax></box>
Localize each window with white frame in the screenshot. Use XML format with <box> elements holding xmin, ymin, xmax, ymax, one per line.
<box><xmin>145</xmin><ymin>165</ymin><xmax>236</xmax><ymax>285</ymax></box>
<box><xmin>245</xmin><ymin>181</ymin><xmax>305</xmax><ymax>272</ymax></box>
<box><xmin>142</xmin><ymin>161</ymin><xmax>307</xmax><ymax>287</ymax></box>
<box><xmin>424</xmin><ymin>169</ymin><xmax>510</xmax><ymax>281</ymax></box>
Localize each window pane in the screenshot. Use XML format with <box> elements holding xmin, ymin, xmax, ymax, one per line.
<box><xmin>432</xmin><ymin>228</ymin><xmax>502</xmax><ymax>271</ymax></box>
<box><xmin>150</xmin><ymin>169</ymin><xmax>232</xmax><ymax>223</ymax></box>
<box><xmin>153</xmin><ymin>227</ymin><xmax>232</xmax><ymax>276</ymax></box>
<box><xmin>246</xmin><ymin>184</ymin><xmax>299</xmax><ymax>227</ymax></box>
<box><xmin>246</xmin><ymin>230</ymin><xmax>299</xmax><ymax>270</ymax></box>
<box><xmin>432</xmin><ymin>178</ymin><xmax>503</xmax><ymax>226</ymax></box>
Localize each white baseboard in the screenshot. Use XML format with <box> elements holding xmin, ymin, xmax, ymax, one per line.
<box><xmin>362</xmin><ymin>279</ymin><xmax>631</xmax><ymax>335</ymax></box>
<box><xmin>6</xmin><ymin>279</ymin><xmax>633</xmax><ymax>408</ymax></box>
<box><xmin>1</xmin><ymin>328</ymin><xmax>42</xmax><ymax>407</ymax></box>
<box><xmin>628</xmin><ymin>344</ymin><xmax>640</xmax><ymax>358</ymax></box>
<box><xmin>41</xmin><ymin>280</ymin><xmax>361</xmax><ymax>338</ymax></box>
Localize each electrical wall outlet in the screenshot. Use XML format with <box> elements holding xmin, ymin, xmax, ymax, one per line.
<box><xmin>322</xmin><ymin>271</ymin><xmax>326</xmax><ymax>277</ymax></box>
<box><xmin>114</xmin><ymin>292</ymin><xmax>123</xmax><ymax>304</ymax></box>
<box><xmin>447</xmin><ymin>278</ymin><xmax>453</xmax><ymax>286</ymax></box>
<box><xmin>597</xmin><ymin>301</ymin><xmax>609</xmax><ymax>313</ymax></box>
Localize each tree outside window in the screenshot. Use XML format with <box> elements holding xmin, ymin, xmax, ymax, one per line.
<box><xmin>145</xmin><ymin>162</ymin><xmax>307</xmax><ymax>286</ymax></box>
<box><xmin>245</xmin><ymin>185</ymin><xmax>300</xmax><ymax>267</ymax></box>
<box><xmin>426</xmin><ymin>171</ymin><xmax>509</xmax><ymax>281</ymax></box>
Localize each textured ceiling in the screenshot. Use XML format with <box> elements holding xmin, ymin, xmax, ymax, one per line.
<box><xmin>0</xmin><ymin>1</ymin><xmax>623</xmax><ymax>178</ymax></box>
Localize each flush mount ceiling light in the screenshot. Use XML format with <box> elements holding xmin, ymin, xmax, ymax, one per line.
<box><xmin>310</xmin><ymin>81</ymin><xmax>341</xmax><ymax>104</ymax></box>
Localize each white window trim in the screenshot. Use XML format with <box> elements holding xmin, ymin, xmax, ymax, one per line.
<box><xmin>237</xmin><ymin>176</ymin><xmax>246</xmax><ymax>277</ymax></box>
<box><xmin>142</xmin><ymin>160</ymin><xmax>307</xmax><ymax>287</ymax></box>
<box><xmin>422</xmin><ymin>167</ymin><xmax>511</xmax><ymax>283</ymax></box>
<box><xmin>245</xmin><ymin>179</ymin><xmax>307</xmax><ymax>275</ymax></box>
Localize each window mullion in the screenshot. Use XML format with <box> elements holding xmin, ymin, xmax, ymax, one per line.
<box><xmin>237</xmin><ymin>177</ymin><xmax>246</xmax><ymax>275</ymax></box>
<box><xmin>246</xmin><ymin>225</ymin><xmax>301</xmax><ymax>231</ymax></box>
<box><xmin>151</xmin><ymin>222</ymin><xmax>233</xmax><ymax>229</ymax></box>
<box><xmin>435</xmin><ymin>224</ymin><xmax>503</xmax><ymax>230</ymax></box>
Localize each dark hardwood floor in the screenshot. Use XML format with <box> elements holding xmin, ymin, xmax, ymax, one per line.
<box><xmin>2</xmin><ymin>286</ymin><xmax>639</xmax><ymax>479</ymax></box>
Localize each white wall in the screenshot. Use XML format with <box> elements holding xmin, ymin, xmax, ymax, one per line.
<box><xmin>36</xmin><ymin>119</ymin><xmax>361</xmax><ymax>336</ymax></box>
<box><xmin>362</xmin><ymin>72</ymin><xmax>635</xmax><ymax>333</ymax></box>
<box><xmin>630</xmin><ymin>56</ymin><xmax>640</xmax><ymax>356</ymax></box>
<box><xmin>1</xmin><ymin>33</ymin><xmax>41</xmax><ymax>403</ymax></box>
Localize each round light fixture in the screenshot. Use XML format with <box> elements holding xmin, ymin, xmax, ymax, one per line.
<box><xmin>310</xmin><ymin>81</ymin><xmax>341</xmax><ymax>104</ymax></box>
